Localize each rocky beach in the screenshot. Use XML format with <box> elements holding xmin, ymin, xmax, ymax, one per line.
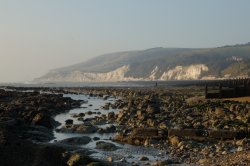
<box><xmin>0</xmin><ymin>86</ymin><xmax>249</xmax><ymax>166</ymax></box>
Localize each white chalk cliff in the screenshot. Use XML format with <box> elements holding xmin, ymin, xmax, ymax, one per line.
<box><xmin>38</xmin><ymin>64</ymin><xmax>210</xmax><ymax>82</ymax></box>
<box><xmin>38</xmin><ymin>65</ymin><xmax>142</xmax><ymax>82</ymax></box>
<box><xmin>160</xmin><ymin>64</ymin><xmax>209</xmax><ymax>80</ymax></box>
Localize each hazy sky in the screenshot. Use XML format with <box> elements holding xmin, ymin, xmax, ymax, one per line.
<box><xmin>0</xmin><ymin>0</ymin><xmax>250</xmax><ymax>82</ymax></box>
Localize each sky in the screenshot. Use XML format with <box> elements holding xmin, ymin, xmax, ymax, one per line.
<box><xmin>0</xmin><ymin>0</ymin><xmax>250</xmax><ymax>82</ymax></box>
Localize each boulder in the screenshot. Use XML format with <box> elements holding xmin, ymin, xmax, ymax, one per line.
<box><xmin>67</xmin><ymin>153</ymin><xmax>94</xmax><ymax>166</ymax></box>
<box><xmin>75</xmin><ymin>125</ymin><xmax>98</xmax><ymax>133</ymax></box>
<box><xmin>58</xmin><ymin>136</ymin><xmax>91</xmax><ymax>145</ymax></box>
<box><xmin>31</xmin><ymin>113</ymin><xmax>54</xmax><ymax>128</ymax></box>
<box><xmin>65</xmin><ymin>119</ymin><xmax>74</xmax><ymax>125</ymax></box>
<box><xmin>95</xmin><ymin>141</ymin><xmax>120</xmax><ymax>151</ymax></box>
<box><xmin>139</xmin><ymin>156</ymin><xmax>149</xmax><ymax>161</ymax></box>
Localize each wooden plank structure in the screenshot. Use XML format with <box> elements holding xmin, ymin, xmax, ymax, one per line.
<box><xmin>204</xmin><ymin>78</ymin><xmax>250</xmax><ymax>99</ymax></box>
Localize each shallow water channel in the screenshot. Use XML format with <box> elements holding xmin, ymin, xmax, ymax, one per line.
<box><xmin>51</xmin><ymin>93</ymin><xmax>168</xmax><ymax>165</ymax></box>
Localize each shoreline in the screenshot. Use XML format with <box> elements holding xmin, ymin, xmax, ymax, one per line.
<box><xmin>0</xmin><ymin>86</ymin><xmax>249</xmax><ymax>166</ymax></box>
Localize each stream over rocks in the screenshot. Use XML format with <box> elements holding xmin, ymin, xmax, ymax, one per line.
<box><xmin>51</xmin><ymin>93</ymin><xmax>168</xmax><ymax>165</ymax></box>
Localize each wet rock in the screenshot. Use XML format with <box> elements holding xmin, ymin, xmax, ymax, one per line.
<box><xmin>103</xmin><ymin>95</ymin><xmax>109</xmax><ymax>100</ymax></box>
<box><xmin>101</xmin><ymin>103</ymin><xmax>110</xmax><ymax>110</ymax></box>
<box><xmin>75</xmin><ymin>124</ymin><xmax>98</xmax><ymax>133</ymax></box>
<box><xmin>0</xmin><ymin>117</ymin><xmax>17</xmax><ymax>127</ymax></box>
<box><xmin>31</xmin><ymin>113</ymin><xmax>54</xmax><ymax>128</ymax></box>
<box><xmin>58</xmin><ymin>124</ymin><xmax>98</xmax><ymax>134</ymax></box>
<box><xmin>139</xmin><ymin>156</ymin><xmax>149</xmax><ymax>161</ymax></box>
<box><xmin>86</xmin><ymin>111</ymin><xmax>93</xmax><ymax>115</ymax></box>
<box><xmin>23</xmin><ymin>126</ymin><xmax>54</xmax><ymax>142</ymax></box>
<box><xmin>91</xmin><ymin>119</ymin><xmax>107</xmax><ymax>125</ymax></box>
<box><xmin>103</xmin><ymin>125</ymin><xmax>116</xmax><ymax>133</ymax></box>
<box><xmin>95</xmin><ymin>141</ymin><xmax>120</xmax><ymax>151</ymax></box>
<box><xmin>78</xmin><ymin>113</ymin><xmax>85</xmax><ymax>117</ymax></box>
<box><xmin>65</xmin><ymin>119</ymin><xmax>73</xmax><ymax>125</ymax></box>
<box><xmin>107</xmin><ymin>112</ymin><xmax>115</xmax><ymax>120</ymax></box>
<box><xmin>58</xmin><ymin>136</ymin><xmax>91</xmax><ymax>145</ymax></box>
<box><xmin>93</xmin><ymin>137</ymin><xmax>100</xmax><ymax>141</ymax></box>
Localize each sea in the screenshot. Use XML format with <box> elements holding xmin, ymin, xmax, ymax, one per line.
<box><xmin>0</xmin><ymin>80</ymin><xmax>208</xmax><ymax>88</ymax></box>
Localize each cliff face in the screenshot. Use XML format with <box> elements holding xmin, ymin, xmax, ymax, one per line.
<box><xmin>36</xmin><ymin>43</ymin><xmax>250</xmax><ymax>82</ymax></box>
<box><xmin>160</xmin><ymin>64</ymin><xmax>208</xmax><ymax>80</ymax></box>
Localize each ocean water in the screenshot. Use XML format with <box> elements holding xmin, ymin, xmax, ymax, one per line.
<box><xmin>0</xmin><ymin>80</ymin><xmax>205</xmax><ymax>88</ymax></box>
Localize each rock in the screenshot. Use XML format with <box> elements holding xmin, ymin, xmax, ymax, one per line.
<box><xmin>146</xmin><ymin>106</ymin><xmax>158</xmax><ymax>114</ymax></box>
<box><xmin>58</xmin><ymin>124</ymin><xmax>98</xmax><ymax>134</ymax></box>
<box><xmin>107</xmin><ymin>112</ymin><xmax>115</xmax><ymax>120</ymax></box>
<box><xmin>169</xmin><ymin>136</ymin><xmax>180</xmax><ymax>146</ymax></box>
<box><xmin>144</xmin><ymin>138</ymin><xmax>150</xmax><ymax>147</ymax></box>
<box><xmin>31</xmin><ymin>113</ymin><xmax>54</xmax><ymax>128</ymax></box>
<box><xmin>198</xmin><ymin>159</ymin><xmax>208</xmax><ymax>165</ymax></box>
<box><xmin>65</xmin><ymin>119</ymin><xmax>73</xmax><ymax>125</ymax></box>
<box><xmin>78</xmin><ymin>113</ymin><xmax>85</xmax><ymax>117</ymax></box>
<box><xmin>236</xmin><ymin>138</ymin><xmax>247</xmax><ymax>146</ymax></box>
<box><xmin>147</xmin><ymin>119</ymin><xmax>156</xmax><ymax>127</ymax></box>
<box><xmin>67</xmin><ymin>153</ymin><xmax>94</xmax><ymax>166</ymax></box>
<box><xmin>139</xmin><ymin>156</ymin><xmax>149</xmax><ymax>161</ymax></box>
<box><xmin>237</xmin><ymin>146</ymin><xmax>243</xmax><ymax>152</ymax></box>
<box><xmin>77</xmin><ymin>117</ymin><xmax>84</xmax><ymax>121</ymax></box>
<box><xmin>101</xmin><ymin>104</ymin><xmax>110</xmax><ymax>110</ymax></box>
<box><xmin>58</xmin><ymin>136</ymin><xmax>91</xmax><ymax>145</ymax></box>
<box><xmin>95</xmin><ymin>141</ymin><xmax>120</xmax><ymax>151</ymax></box>
<box><xmin>103</xmin><ymin>125</ymin><xmax>116</xmax><ymax>133</ymax></box>
<box><xmin>103</xmin><ymin>95</ymin><xmax>109</xmax><ymax>100</ymax></box>
<box><xmin>86</xmin><ymin>111</ymin><xmax>93</xmax><ymax>115</ymax></box>
<box><xmin>117</xmin><ymin>112</ymin><xmax>125</xmax><ymax>119</ymax></box>
<box><xmin>92</xmin><ymin>119</ymin><xmax>107</xmax><ymax>125</ymax></box>
<box><xmin>151</xmin><ymin>160</ymin><xmax>168</xmax><ymax>166</ymax></box>
<box><xmin>215</xmin><ymin>107</ymin><xmax>226</xmax><ymax>116</ymax></box>
<box><xmin>93</xmin><ymin>137</ymin><xmax>100</xmax><ymax>141</ymax></box>
<box><xmin>67</xmin><ymin>154</ymin><xmax>81</xmax><ymax>166</ymax></box>
<box><xmin>120</xmin><ymin>158</ymin><xmax>127</xmax><ymax>162</ymax></box>
<box><xmin>159</xmin><ymin>122</ymin><xmax>168</xmax><ymax>129</ymax></box>
<box><xmin>87</xmin><ymin>162</ymin><xmax>102</xmax><ymax>166</ymax></box>
<box><xmin>106</xmin><ymin>156</ymin><xmax>113</xmax><ymax>162</ymax></box>
<box><xmin>75</xmin><ymin>125</ymin><xmax>98</xmax><ymax>133</ymax></box>
<box><xmin>0</xmin><ymin>117</ymin><xmax>17</xmax><ymax>127</ymax></box>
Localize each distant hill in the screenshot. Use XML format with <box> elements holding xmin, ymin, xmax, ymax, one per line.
<box><xmin>36</xmin><ymin>43</ymin><xmax>250</xmax><ymax>82</ymax></box>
